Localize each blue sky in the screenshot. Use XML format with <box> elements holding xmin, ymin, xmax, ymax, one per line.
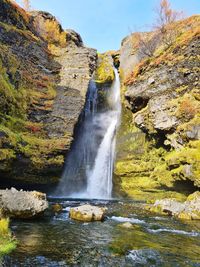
<box><xmin>17</xmin><ymin>0</ymin><xmax>199</xmax><ymax>52</ymax></box>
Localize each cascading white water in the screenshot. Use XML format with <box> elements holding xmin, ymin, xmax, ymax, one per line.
<box><xmin>53</xmin><ymin>68</ymin><xmax>121</xmax><ymax>199</ymax></box>
<box><xmin>86</xmin><ymin>68</ymin><xmax>121</xmax><ymax>198</ymax></box>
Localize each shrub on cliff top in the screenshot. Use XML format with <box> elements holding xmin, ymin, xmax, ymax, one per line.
<box><xmin>130</xmin><ymin>0</ymin><xmax>183</xmax><ymax>65</ymax></box>
<box><xmin>22</xmin><ymin>0</ymin><xmax>30</xmax><ymax>11</ymax></box>
<box><xmin>177</xmin><ymin>94</ymin><xmax>199</xmax><ymax>121</ymax></box>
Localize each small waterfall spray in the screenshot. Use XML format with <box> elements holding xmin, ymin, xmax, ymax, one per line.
<box><xmin>54</xmin><ymin>68</ymin><xmax>121</xmax><ymax>199</ymax></box>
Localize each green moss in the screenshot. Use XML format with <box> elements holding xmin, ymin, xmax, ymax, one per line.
<box><xmin>0</xmin><ymin>149</ymin><xmax>16</xmax><ymax>161</ymax></box>
<box><xmin>0</xmin><ymin>218</ymin><xmax>17</xmax><ymax>257</ymax></box>
<box><xmin>165</xmin><ymin>140</ymin><xmax>200</xmax><ymax>186</ymax></box>
<box><xmin>115</xmin><ymin>92</ymin><xmax>195</xmax><ymax>202</ymax></box>
<box><xmin>95</xmin><ymin>53</ymin><xmax>115</xmax><ymax>84</ymax></box>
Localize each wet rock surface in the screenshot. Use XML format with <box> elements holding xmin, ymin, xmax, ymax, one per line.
<box><xmin>146</xmin><ymin>191</ymin><xmax>200</xmax><ymax>220</ymax></box>
<box><xmin>0</xmin><ymin>188</ymin><xmax>48</xmax><ymax>218</ymax></box>
<box><xmin>69</xmin><ymin>204</ymin><xmax>105</xmax><ymax>222</ymax></box>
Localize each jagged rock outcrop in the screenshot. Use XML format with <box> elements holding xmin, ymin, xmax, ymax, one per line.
<box><xmin>0</xmin><ymin>0</ymin><xmax>97</xmax><ymax>184</ymax></box>
<box><xmin>46</xmin><ymin>46</ymin><xmax>97</xmax><ymax>138</ymax></box>
<box><xmin>125</xmin><ymin>36</ymin><xmax>199</xmax><ymax>138</ymax></box>
<box><xmin>116</xmin><ymin>16</ymin><xmax>200</xmax><ymax>201</ymax></box>
<box><xmin>0</xmin><ymin>187</ymin><xmax>48</xmax><ymax>218</ymax></box>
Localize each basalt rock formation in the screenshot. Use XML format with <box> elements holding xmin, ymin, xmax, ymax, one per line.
<box><xmin>116</xmin><ymin>16</ymin><xmax>200</xmax><ymax>201</ymax></box>
<box><xmin>0</xmin><ymin>0</ymin><xmax>97</xmax><ymax>185</ymax></box>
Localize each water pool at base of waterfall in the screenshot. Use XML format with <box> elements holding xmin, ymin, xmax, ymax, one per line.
<box><xmin>3</xmin><ymin>199</ymin><xmax>200</xmax><ymax>267</ymax></box>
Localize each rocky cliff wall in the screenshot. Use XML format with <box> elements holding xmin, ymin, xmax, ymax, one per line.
<box><xmin>0</xmin><ymin>0</ymin><xmax>97</xmax><ymax>185</ymax></box>
<box><xmin>116</xmin><ymin>16</ymin><xmax>200</xmax><ymax>201</ymax></box>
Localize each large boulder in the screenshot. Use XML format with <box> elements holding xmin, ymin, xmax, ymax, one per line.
<box><xmin>0</xmin><ymin>188</ymin><xmax>48</xmax><ymax>219</ymax></box>
<box><xmin>146</xmin><ymin>191</ymin><xmax>200</xmax><ymax>220</ymax></box>
<box><xmin>69</xmin><ymin>205</ymin><xmax>105</xmax><ymax>222</ymax></box>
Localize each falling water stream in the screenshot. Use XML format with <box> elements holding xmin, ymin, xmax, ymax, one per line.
<box><xmin>54</xmin><ymin>68</ymin><xmax>121</xmax><ymax>199</ymax></box>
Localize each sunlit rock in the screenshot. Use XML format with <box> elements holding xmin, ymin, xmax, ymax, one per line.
<box><xmin>146</xmin><ymin>191</ymin><xmax>200</xmax><ymax>220</ymax></box>
<box><xmin>69</xmin><ymin>205</ymin><xmax>105</xmax><ymax>222</ymax></box>
<box><xmin>51</xmin><ymin>203</ymin><xmax>63</xmax><ymax>213</ymax></box>
<box><xmin>0</xmin><ymin>188</ymin><xmax>48</xmax><ymax>219</ymax></box>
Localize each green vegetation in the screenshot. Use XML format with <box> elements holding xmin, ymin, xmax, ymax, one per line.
<box><xmin>0</xmin><ymin>218</ymin><xmax>17</xmax><ymax>257</ymax></box>
<box><xmin>125</xmin><ymin>15</ymin><xmax>200</xmax><ymax>85</ymax></box>
<box><xmin>0</xmin><ymin>12</ymin><xmax>71</xmax><ymax>181</ymax></box>
<box><xmin>115</xmin><ymin>99</ymin><xmax>199</xmax><ymax>201</ymax></box>
<box><xmin>95</xmin><ymin>53</ymin><xmax>115</xmax><ymax>84</ymax></box>
<box><xmin>116</xmin><ymin>9</ymin><xmax>200</xmax><ymax>202</ymax></box>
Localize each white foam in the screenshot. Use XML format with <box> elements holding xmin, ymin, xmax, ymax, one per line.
<box><xmin>111</xmin><ymin>216</ymin><xmax>145</xmax><ymax>224</ymax></box>
<box><xmin>148</xmin><ymin>228</ymin><xmax>199</xmax><ymax>236</ymax></box>
<box><xmin>63</xmin><ymin>207</ymin><xmax>70</xmax><ymax>211</ymax></box>
<box><xmin>127</xmin><ymin>249</ymin><xmax>161</xmax><ymax>264</ymax></box>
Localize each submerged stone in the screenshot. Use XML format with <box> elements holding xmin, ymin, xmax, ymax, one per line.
<box><xmin>69</xmin><ymin>205</ymin><xmax>105</xmax><ymax>222</ymax></box>
<box><xmin>120</xmin><ymin>222</ymin><xmax>133</xmax><ymax>228</ymax></box>
<box><xmin>52</xmin><ymin>203</ymin><xmax>63</xmax><ymax>213</ymax></box>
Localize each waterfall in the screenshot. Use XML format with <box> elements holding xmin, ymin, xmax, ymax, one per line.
<box><xmin>53</xmin><ymin>68</ymin><xmax>121</xmax><ymax>199</ymax></box>
<box><xmin>86</xmin><ymin>69</ymin><xmax>121</xmax><ymax>198</ymax></box>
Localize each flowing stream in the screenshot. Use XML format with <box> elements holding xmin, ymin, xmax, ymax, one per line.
<box><xmin>54</xmin><ymin>68</ymin><xmax>121</xmax><ymax>199</ymax></box>
<box><xmin>4</xmin><ymin>199</ymin><xmax>200</xmax><ymax>266</ymax></box>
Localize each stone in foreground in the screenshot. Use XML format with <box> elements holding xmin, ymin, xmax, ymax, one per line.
<box><xmin>0</xmin><ymin>188</ymin><xmax>48</xmax><ymax>219</ymax></box>
<box><xmin>69</xmin><ymin>205</ymin><xmax>105</xmax><ymax>222</ymax></box>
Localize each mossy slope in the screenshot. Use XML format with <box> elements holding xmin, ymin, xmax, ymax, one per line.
<box><xmin>116</xmin><ymin>16</ymin><xmax>200</xmax><ymax>201</ymax></box>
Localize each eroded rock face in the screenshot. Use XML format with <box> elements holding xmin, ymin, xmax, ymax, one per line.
<box><xmin>0</xmin><ymin>0</ymin><xmax>97</xmax><ymax>184</ymax></box>
<box><xmin>46</xmin><ymin>46</ymin><xmax>97</xmax><ymax>138</ymax></box>
<box><xmin>0</xmin><ymin>188</ymin><xmax>48</xmax><ymax>218</ymax></box>
<box><xmin>69</xmin><ymin>205</ymin><xmax>105</xmax><ymax>222</ymax></box>
<box><xmin>146</xmin><ymin>191</ymin><xmax>200</xmax><ymax>220</ymax></box>
<box><xmin>124</xmin><ymin>36</ymin><xmax>200</xmax><ymax>140</ymax></box>
<box><xmin>117</xmin><ymin>16</ymin><xmax>200</xmax><ymax>198</ymax></box>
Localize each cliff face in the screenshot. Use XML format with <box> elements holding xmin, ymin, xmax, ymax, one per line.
<box><xmin>0</xmin><ymin>0</ymin><xmax>97</xmax><ymax>184</ymax></box>
<box><xmin>116</xmin><ymin>16</ymin><xmax>200</xmax><ymax>201</ymax></box>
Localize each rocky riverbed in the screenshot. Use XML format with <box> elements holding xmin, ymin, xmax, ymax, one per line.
<box><xmin>2</xmin><ymin>199</ymin><xmax>200</xmax><ymax>266</ymax></box>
